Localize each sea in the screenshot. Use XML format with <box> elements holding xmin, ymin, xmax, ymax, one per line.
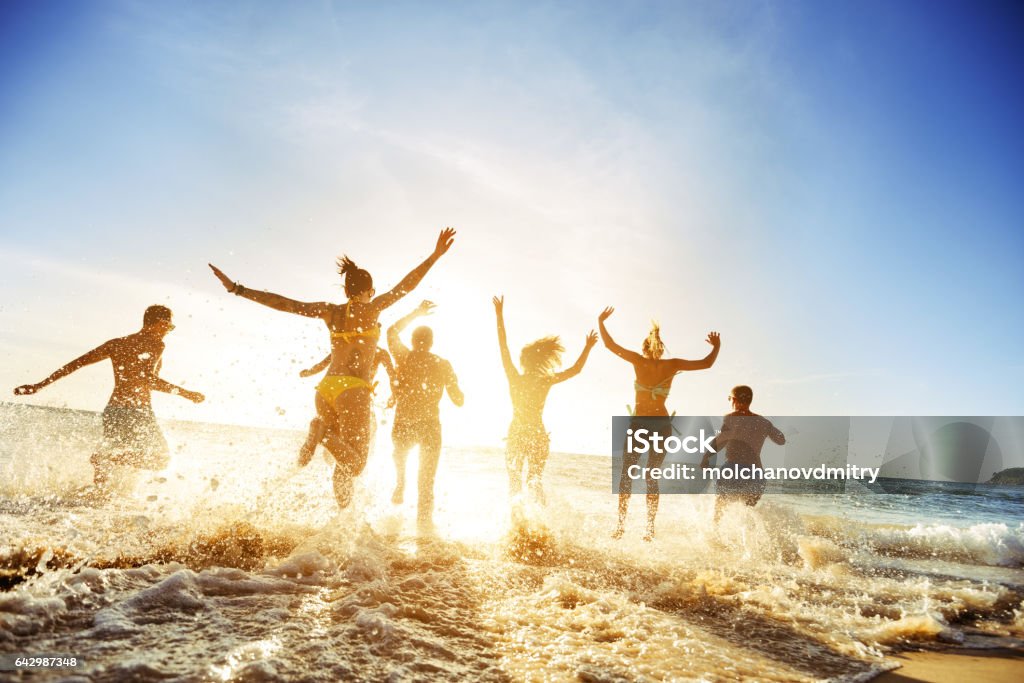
<box><xmin>1</xmin><ymin>403</ymin><xmax>1022</xmax><ymax>682</ymax></box>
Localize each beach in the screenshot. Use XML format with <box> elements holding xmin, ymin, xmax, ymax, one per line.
<box><xmin>876</xmin><ymin>648</ymin><xmax>1024</xmax><ymax>682</ymax></box>
<box><xmin>2</xmin><ymin>403</ymin><xmax>1022</xmax><ymax>681</ymax></box>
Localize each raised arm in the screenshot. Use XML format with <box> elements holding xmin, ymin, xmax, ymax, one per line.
<box><xmin>299</xmin><ymin>353</ymin><xmax>332</xmax><ymax>378</ymax></box>
<box><xmin>371</xmin><ymin>228</ymin><xmax>455</xmax><ymax>312</ymax></box>
<box><xmin>14</xmin><ymin>341</ymin><xmax>112</xmax><ymax>395</ymax></box>
<box><xmin>667</xmin><ymin>332</ymin><xmax>721</xmax><ymax>372</ymax></box>
<box><xmin>553</xmin><ymin>331</ymin><xmax>598</xmax><ymax>383</ymax></box>
<box><xmin>387</xmin><ymin>300</ymin><xmax>434</xmax><ymax>363</ymax></box>
<box><xmin>209</xmin><ymin>264</ymin><xmax>327</xmax><ymax>318</ymax></box>
<box><xmin>493</xmin><ymin>296</ymin><xmax>518</xmax><ymax>380</ymax></box>
<box><xmin>444</xmin><ymin>360</ymin><xmax>465</xmax><ymax>407</ymax></box>
<box><xmin>598</xmin><ymin>307</ymin><xmax>642</xmax><ymax>363</ymax></box>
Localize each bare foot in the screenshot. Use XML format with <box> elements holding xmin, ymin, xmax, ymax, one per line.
<box><xmin>611</xmin><ymin>526</ymin><xmax>624</xmax><ymax>540</ymax></box>
<box><xmin>297</xmin><ymin>444</ymin><xmax>315</xmax><ymax>467</ymax></box>
<box><xmin>391</xmin><ymin>485</ymin><xmax>404</xmax><ymax>505</ymax></box>
<box><xmin>643</xmin><ymin>530</ymin><xmax>655</xmax><ymax>542</ymax></box>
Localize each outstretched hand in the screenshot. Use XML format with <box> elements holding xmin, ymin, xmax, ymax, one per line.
<box><xmin>416</xmin><ymin>300</ymin><xmax>436</xmax><ymax>317</ymax></box>
<box><xmin>187</xmin><ymin>391</ymin><xmax>206</xmax><ymax>404</ymax></box>
<box><xmin>433</xmin><ymin>227</ymin><xmax>456</xmax><ymax>258</ymax></box>
<box><xmin>208</xmin><ymin>264</ymin><xmax>236</xmax><ymax>292</ymax></box>
<box><xmin>13</xmin><ymin>384</ymin><xmax>39</xmax><ymax>396</ymax></box>
<box><xmin>598</xmin><ymin>306</ymin><xmax>614</xmax><ymax>323</ymax></box>
<box><xmin>585</xmin><ymin>330</ymin><xmax>598</xmax><ymax>348</ymax></box>
<box><xmin>492</xmin><ymin>295</ymin><xmax>504</xmax><ymax>315</ymax></box>
<box><xmin>706</xmin><ymin>331</ymin><xmax>721</xmax><ymax>347</ymax></box>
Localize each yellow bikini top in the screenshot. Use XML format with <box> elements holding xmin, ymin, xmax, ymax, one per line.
<box><xmin>330</xmin><ymin>302</ymin><xmax>381</xmax><ymax>343</ymax></box>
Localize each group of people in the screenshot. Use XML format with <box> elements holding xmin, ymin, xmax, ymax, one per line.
<box><xmin>13</xmin><ymin>227</ymin><xmax>784</xmax><ymax>538</ymax></box>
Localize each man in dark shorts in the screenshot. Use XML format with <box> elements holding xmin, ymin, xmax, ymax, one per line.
<box><xmin>14</xmin><ymin>305</ymin><xmax>205</xmax><ymax>487</ymax></box>
<box><xmin>700</xmin><ymin>385</ymin><xmax>785</xmax><ymax>522</ymax></box>
<box><xmin>386</xmin><ymin>300</ymin><xmax>463</xmax><ymax>528</ymax></box>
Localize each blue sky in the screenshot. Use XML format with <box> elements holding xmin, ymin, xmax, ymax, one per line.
<box><xmin>1</xmin><ymin>0</ymin><xmax>1022</xmax><ymax>453</ymax></box>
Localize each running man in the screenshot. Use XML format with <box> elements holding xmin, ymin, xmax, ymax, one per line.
<box><xmin>495</xmin><ymin>296</ymin><xmax>596</xmax><ymax>505</ymax></box>
<box><xmin>386</xmin><ymin>300</ymin><xmax>464</xmax><ymax>529</ymax></box>
<box><xmin>700</xmin><ymin>385</ymin><xmax>785</xmax><ymax>522</ymax></box>
<box><xmin>13</xmin><ymin>305</ymin><xmax>204</xmax><ymax>487</ymax></box>
<box><xmin>599</xmin><ymin>306</ymin><xmax>720</xmax><ymax>541</ymax></box>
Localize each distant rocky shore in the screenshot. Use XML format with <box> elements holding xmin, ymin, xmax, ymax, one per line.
<box><xmin>987</xmin><ymin>468</ymin><xmax>1024</xmax><ymax>485</ymax></box>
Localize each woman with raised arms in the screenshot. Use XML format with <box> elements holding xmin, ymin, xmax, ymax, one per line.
<box><xmin>598</xmin><ymin>306</ymin><xmax>720</xmax><ymax>541</ymax></box>
<box><xmin>494</xmin><ymin>295</ymin><xmax>597</xmax><ymax>506</ymax></box>
<box><xmin>209</xmin><ymin>227</ymin><xmax>456</xmax><ymax>509</ymax></box>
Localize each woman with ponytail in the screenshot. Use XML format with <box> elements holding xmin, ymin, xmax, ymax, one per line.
<box><xmin>598</xmin><ymin>307</ymin><xmax>720</xmax><ymax>540</ymax></box>
<box><xmin>209</xmin><ymin>227</ymin><xmax>455</xmax><ymax>509</ymax></box>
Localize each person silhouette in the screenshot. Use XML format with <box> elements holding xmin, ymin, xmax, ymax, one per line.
<box><xmin>209</xmin><ymin>227</ymin><xmax>455</xmax><ymax>509</ymax></box>
<box><xmin>700</xmin><ymin>385</ymin><xmax>785</xmax><ymax>523</ymax></box>
<box><xmin>13</xmin><ymin>305</ymin><xmax>204</xmax><ymax>488</ymax></box>
<box><xmin>494</xmin><ymin>295</ymin><xmax>597</xmax><ymax>506</ymax></box>
<box><xmin>297</xmin><ymin>346</ymin><xmax>395</xmax><ymax>466</ymax></box>
<box><xmin>598</xmin><ymin>306</ymin><xmax>720</xmax><ymax>541</ymax></box>
<box><xmin>386</xmin><ymin>300</ymin><xmax>464</xmax><ymax>530</ymax></box>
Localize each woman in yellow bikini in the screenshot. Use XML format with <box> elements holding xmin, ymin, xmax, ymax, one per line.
<box><xmin>209</xmin><ymin>227</ymin><xmax>455</xmax><ymax>508</ymax></box>
<box><xmin>298</xmin><ymin>345</ymin><xmax>395</xmax><ymax>464</ymax></box>
<box><xmin>598</xmin><ymin>306</ymin><xmax>720</xmax><ymax>540</ymax></box>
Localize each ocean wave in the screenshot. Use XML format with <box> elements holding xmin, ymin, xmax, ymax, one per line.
<box><xmin>827</xmin><ymin>521</ymin><xmax>1024</xmax><ymax>568</ymax></box>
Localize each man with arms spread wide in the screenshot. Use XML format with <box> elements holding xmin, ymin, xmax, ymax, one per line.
<box><xmin>14</xmin><ymin>305</ymin><xmax>204</xmax><ymax>489</ymax></box>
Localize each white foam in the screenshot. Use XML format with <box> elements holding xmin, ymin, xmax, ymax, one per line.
<box><xmin>0</xmin><ymin>591</ymin><xmax>67</xmax><ymax>636</ymax></box>
<box><xmin>862</xmin><ymin>522</ymin><xmax>1024</xmax><ymax>567</ymax></box>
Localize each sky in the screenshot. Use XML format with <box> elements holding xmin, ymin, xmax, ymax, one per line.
<box><xmin>1</xmin><ymin>0</ymin><xmax>1022</xmax><ymax>454</ymax></box>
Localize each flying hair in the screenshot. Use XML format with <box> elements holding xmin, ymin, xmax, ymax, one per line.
<box><xmin>642</xmin><ymin>321</ymin><xmax>665</xmax><ymax>360</ymax></box>
<box><xmin>336</xmin><ymin>255</ymin><xmax>374</xmax><ymax>297</ymax></box>
<box><xmin>520</xmin><ymin>336</ymin><xmax>564</xmax><ymax>374</ymax></box>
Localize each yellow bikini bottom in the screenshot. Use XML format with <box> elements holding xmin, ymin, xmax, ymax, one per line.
<box><xmin>316</xmin><ymin>375</ymin><xmax>375</xmax><ymax>404</ymax></box>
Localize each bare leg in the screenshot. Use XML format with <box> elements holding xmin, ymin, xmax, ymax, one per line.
<box><xmin>321</xmin><ymin>389</ymin><xmax>372</xmax><ymax>510</ymax></box>
<box><xmin>90</xmin><ymin>451</ymin><xmax>112</xmax><ymax>487</ymax></box>
<box><xmin>299</xmin><ymin>415</ymin><xmax>326</xmax><ymax>466</ymax></box>
<box><xmin>392</xmin><ymin>446</ymin><xmax>411</xmax><ymax>504</ymax></box>
<box><xmin>417</xmin><ymin>422</ymin><xmax>442</xmax><ymax>527</ymax></box>
<box><xmin>644</xmin><ymin>451</ymin><xmax>665</xmax><ymax>542</ymax></box>
<box><xmin>644</xmin><ymin>486</ymin><xmax>659</xmax><ymax>542</ymax></box>
<box><xmin>714</xmin><ymin>495</ymin><xmax>726</xmax><ymax>524</ymax></box>
<box><xmin>391</xmin><ymin>421</ymin><xmax>413</xmax><ymax>505</ymax></box>
<box><xmin>614</xmin><ymin>452</ymin><xmax>638</xmax><ymax>539</ymax></box>
<box><xmin>526</xmin><ymin>442</ymin><xmax>549</xmax><ymax>506</ymax></box>
<box><xmin>331</xmin><ymin>463</ymin><xmax>354</xmax><ymax>509</ymax></box>
<box><xmin>506</xmin><ymin>450</ymin><xmax>525</xmax><ymax>498</ymax></box>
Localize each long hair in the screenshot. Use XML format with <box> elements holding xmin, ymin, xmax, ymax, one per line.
<box><xmin>336</xmin><ymin>255</ymin><xmax>373</xmax><ymax>298</ymax></box>
<box><xmin>520</xmin><ymin>336</ymin><xmax>564</xmax><ymax>375</ymax></box>
<box><xmin>642</xmin><ymin>321</ymin><xmax>665</xmax><ymax>360</ymax></box>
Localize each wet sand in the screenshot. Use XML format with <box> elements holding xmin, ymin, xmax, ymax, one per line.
<box><xmin>877</xmin><ymin>648</ymin><xmax>1024</xmax><ymax>682</ymax></box>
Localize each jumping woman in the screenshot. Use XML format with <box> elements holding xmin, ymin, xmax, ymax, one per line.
<box><xmin>494</xmin><ymin>295</ymin><xmax>596</xmax><ymax>505</ymax></box>
<box><xmin>598</xmin><ymin>306</ymin><xmax>720</xmax><ymax>541</ymax></box>
<box><xmin>209</xmin><ymin>227</ymin><xmax>455</xmax><ymax>509</ymax></box>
